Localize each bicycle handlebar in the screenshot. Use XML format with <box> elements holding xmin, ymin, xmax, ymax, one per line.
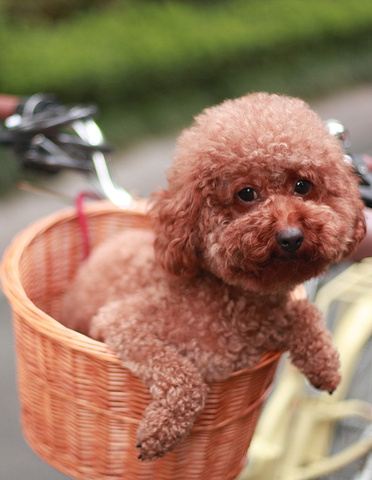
<box><xmin>0</xmin><ymin>93</ymin><xmax>133</xmax><ymax>207</ymax></box>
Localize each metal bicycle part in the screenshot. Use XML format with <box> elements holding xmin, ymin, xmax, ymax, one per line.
<box><xmin>326</xmin><ymin>119</ymin><xmax>372</xmax><ymax>207</ymax></box>
<box><xmin>71</xmin><ymin>118</ymin><xmax>133</xmax><ymax>207</ymax></box>
<box><xmin>0</xmin><ymin>93</ymin><xmax>133</xmax><ymax>208</ymax></box>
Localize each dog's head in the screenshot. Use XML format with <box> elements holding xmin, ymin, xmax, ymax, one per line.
<box><xmin>151</xmin><ymin>93</ymin><xmax>366</xmax><ymax>293</ymax></box>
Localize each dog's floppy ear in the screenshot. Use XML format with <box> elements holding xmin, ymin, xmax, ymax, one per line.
<box><xmin>150</xmin><ymin>185</ymin><xmax>202</xmax><ymax>276</ymax></box>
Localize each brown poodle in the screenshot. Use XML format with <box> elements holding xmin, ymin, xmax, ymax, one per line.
<box><xmin>61</xmin><ymin>93</ymin><xmax>366</xmax><ymax>461</ymax></box>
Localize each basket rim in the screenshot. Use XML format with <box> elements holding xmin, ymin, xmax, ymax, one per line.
<box><xmin>1</xmin><ymin>200</ymin><xmax>282</xmax><ymax>373</ymax></box>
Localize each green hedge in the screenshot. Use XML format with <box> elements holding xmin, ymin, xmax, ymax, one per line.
<box><xmin>1</xmin><ymin>0</ymin><xmax>372</xmax><ymax>193</ymax></box>
<box><xmin>2</xmin><ymin>0</ymin><xmax>372</xmax><ymax>106</ymax></box>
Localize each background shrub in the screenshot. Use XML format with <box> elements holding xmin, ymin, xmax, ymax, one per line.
<box><xmin>1</xmin><ymin>0</ymin><xmax>372</xmax><ymax>134</ymax></box>
<box><xmin>1</xmin><ymin>0</ymin><xmax>372</xmax><ymax>193</ymax></box>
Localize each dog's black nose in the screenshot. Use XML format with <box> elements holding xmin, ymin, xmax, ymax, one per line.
<box><xmin>276</xmin><ymin>228</ymin><xmax>304</xmax><ymax>254</ymax></box>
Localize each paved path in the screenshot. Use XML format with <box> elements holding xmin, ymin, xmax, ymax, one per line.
<box><xmin>1</xmin><ymin>85</ymin><xmax>372</xmax><ymax>479</ymax></box>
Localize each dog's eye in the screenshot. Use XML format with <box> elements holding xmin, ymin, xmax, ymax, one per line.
<box><xmin>237</xmin><ymin>187</ymin><xmax>258</xmax><ymax>202</ymax></box>
<box><xmin>294</xmin><ymin>179</ymin><xmax>312</xmax><ymax>195</ymax></box>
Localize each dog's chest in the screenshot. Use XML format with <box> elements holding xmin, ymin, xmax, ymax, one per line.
<box><xmin>163</xmin><ymin>278</ymin><xmax>289</xmax><ymax>371</ymax></box>
<box><xmin>209</xmin><ymin>292</ymin><xmax>288</xmax><ymax>345</ymax></box>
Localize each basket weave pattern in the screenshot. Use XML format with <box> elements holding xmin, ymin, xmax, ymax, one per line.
<box><xmin>1</xmin><ymin>202</ymin><xmax>281</xmax><ymax>480</ymax></box>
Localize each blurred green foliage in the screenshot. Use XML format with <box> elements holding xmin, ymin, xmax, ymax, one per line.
<box><xmin>2</xmin><ymin>0</ymin><xmax>372</xmax><ymax>135</ymax></box>
<box><xmin>1</xmin><ymin>0</ymin><xmax>372</xmax><ymax>193</ymax></box>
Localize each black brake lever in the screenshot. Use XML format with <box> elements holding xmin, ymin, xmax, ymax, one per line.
<box><xmin>21</xmin><ymin>150</ymin><xmax>94</xmax><ymax>173</ymax></box>
<box><xmin>1</xmin><ymin>104</ymin><xmax>98</xmax><ymax>138</ymax></box>
<box><xmin>53</xmin><ymin>132</ymin><xmax>113</xmax><ymax>154</ymax></box>
<box><xmin>0</xmin><ymin>94</ymin><xmax>111</xmax><ymax>173</ymax></box>
<box><xmin>0</xmin><ymin>93</ymin><xmax>133</xmax><ymax>206</ymax></box>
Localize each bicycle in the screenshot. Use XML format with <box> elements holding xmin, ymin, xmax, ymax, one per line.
<box><xmin>1</xmin><ymin>93</ymin><xmax>372</xmax><ymax>480</ymax></box>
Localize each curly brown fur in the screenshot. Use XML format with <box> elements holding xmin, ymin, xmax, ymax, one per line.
<box><xmin>61</xmin><ymin>93</ymin><xmax>366</xmax><ymax>460</ymax></box>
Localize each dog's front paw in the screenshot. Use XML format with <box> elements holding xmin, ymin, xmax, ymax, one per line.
<box><xmin>306</xmin><ymin>346</ymin><xmax>342</xmax><ymax>394</ymax></box>
<box><xmin>136</xmin><ymin>436</ymin><xmax>170</xmax><ymax>461</ymax></box>
<box><xmin>309</xmin><ymin>369</ymin><xmax>341</xmax><ymax>394</ymax></box>
<box><xmin>135</xmin><ymin>400</ymin><xmax>190</xmax><ymax>461</ymax></box>
<box><xmin>136</xmin><ymin>428</ymin><xmax>175</xmax><ymax>461</ymax></box>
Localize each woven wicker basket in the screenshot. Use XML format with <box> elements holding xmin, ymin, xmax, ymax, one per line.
<box><xmin>1</xmin><ymin>202</ymin><xmax>282</xmax><ymax>480</ymax></box>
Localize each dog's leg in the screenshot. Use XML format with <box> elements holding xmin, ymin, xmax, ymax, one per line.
<box><xmin>134</xmin><ymin>342</ymin><xmax>208</xmax><ymax>460</ymax></box>
<box><xmin>285</xmin><ymin>298</ymin><xmax>341</xmax><ymax>394</ymax></box>
<box><xmin>90</xmin><ymin>301</ymin><xmax>208</xmax><ymax>460</ymax></box>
